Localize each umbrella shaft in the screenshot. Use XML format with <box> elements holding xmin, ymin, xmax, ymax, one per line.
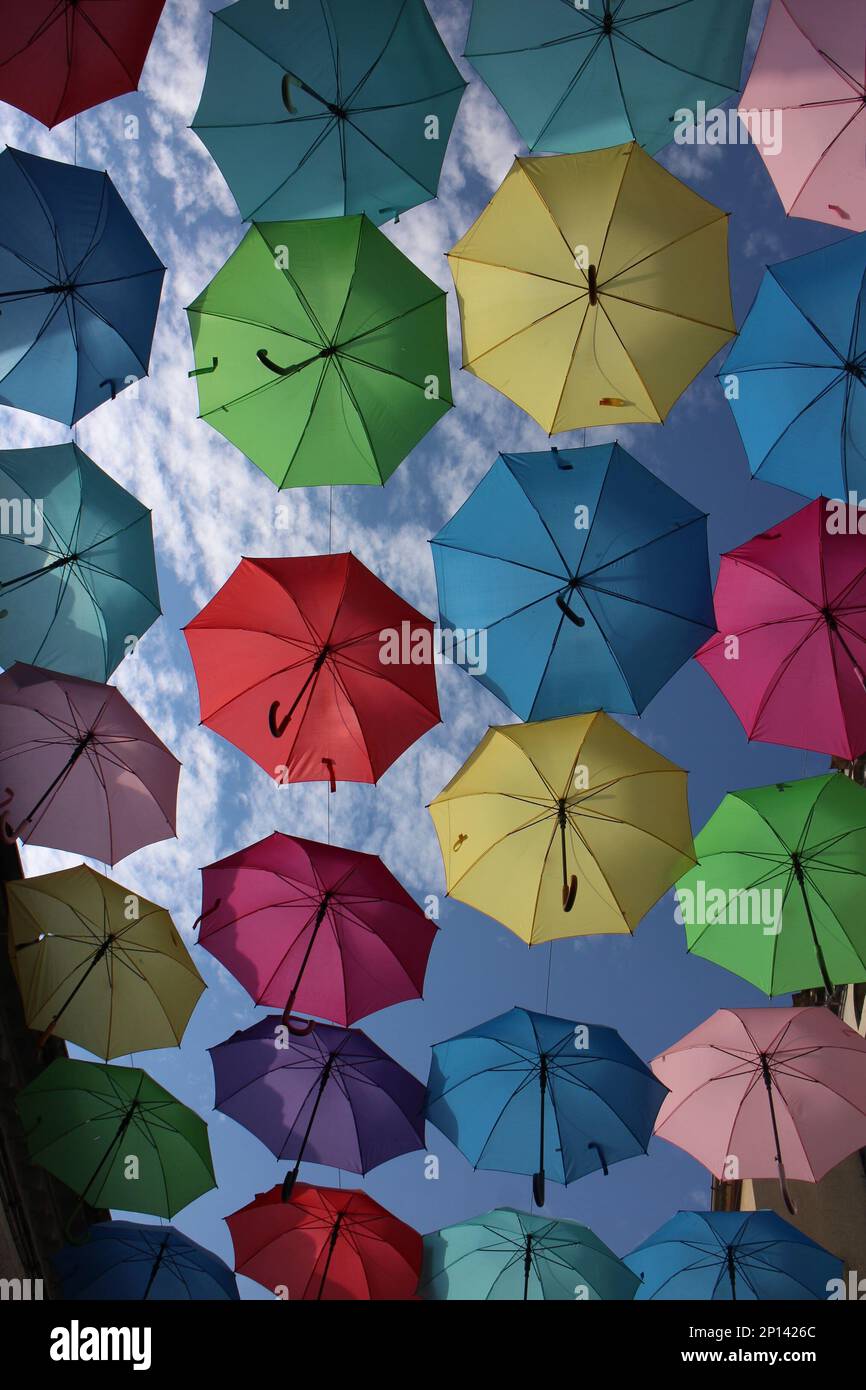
<box><xmin>289</xmin><ymin>1059</ymin><xmax>334</xmax><ymax>1180</ymax></box>
<box><xmin>793</xmin><ymin>866</ymin><xmax>833</xmax><ymax>993</ymax></box>
<box><xmin>19</xmin><ymin>736</ymin><xmax>92</xmax><ymax>829</ymax></box>
<box><xmin>284</xmin><ymin>895</ymin><xmax>331</xmax><ymax>1017</ymax></box>
<box><xmin>316</xmin><ymin>1214</ymin><xmax>343</xmax><ymax>1301</ymax></box>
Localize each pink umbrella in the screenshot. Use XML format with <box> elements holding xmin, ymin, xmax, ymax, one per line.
<box><xmin>652</xmin><ymin>1006</ymin><xmax>866</xmax><ymax>1210</ymax></box>
<box><xmin>196</xmin><ymin>833</ymin><xmax>436</xmax><ymax>1029</ymax></box>
<box><xmin>0</xmin><ymin>663</ymin><xmax>179</xmax><ymax>865</ymax></box>
<box><xmin>696</xmin><ymin>497</ymin><xmax>866</xmax><ymax>759</ymax></box>
<box><xmin>739</xmin><ymin>0</ymin><xmax>866</xmax><ymax>232</ymax></box>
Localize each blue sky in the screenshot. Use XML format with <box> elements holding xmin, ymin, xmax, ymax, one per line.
<box><xmin>1</xmin><ymin>0</ymin><xmax>851</xmax><ymax>1298</ymax></box>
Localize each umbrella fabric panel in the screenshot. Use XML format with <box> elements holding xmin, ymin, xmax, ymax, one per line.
<box><xmin>54</xmin><ymin>1221</ymin><xmax>239</xmax><ymax>1301</ymax></box>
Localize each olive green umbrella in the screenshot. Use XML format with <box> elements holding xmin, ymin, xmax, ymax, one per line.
<box><xmin>186</xmin><ymin>215</ymin><xmax>452</xmax><ymax>488</ymax></box>
<box><xmin>16</xmin><ymin>1058</ymin><xmax>216</xmax><ymax>1218</ymax></box>
<box><xmin>676</xmin><ymin>772</ymin><xmax>866</xmax><ymax>995</ymax></box>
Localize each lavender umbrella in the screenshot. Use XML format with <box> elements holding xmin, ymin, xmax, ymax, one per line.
<box><xmin>0</xmin><ymin>663</ymin><xmax>180</xmax><ymax>865</ymax></box>
<box><xmin>209</xmin><ymin>1017</ymin><xmax>426</xmax><ymax>1196</ymax></box>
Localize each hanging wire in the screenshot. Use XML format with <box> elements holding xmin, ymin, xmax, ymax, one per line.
<box><xmin>544</xmin><ymin>942</ymin><xmax>553</xmax><ymax>1012</ymax></box>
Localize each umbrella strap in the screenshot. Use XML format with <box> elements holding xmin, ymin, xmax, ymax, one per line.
<box><xmin>322</xmin><ymin>758</ymin><xmax>337</xmax><ymax>793</ymax></box>
<box><xmin>191</xmin><ymin>897</ymin><xmax>222</xmax><ymax>935</ymax></box>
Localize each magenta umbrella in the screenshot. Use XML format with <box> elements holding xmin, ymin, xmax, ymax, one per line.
<box><xmin>740</xmin><ymin>0</ymin><xmax>866</xmax><ymax>233</ymax></box>
<box><xmin>696</xmin><ymin>497</ymin><xmax>866</xmax><ymax>760</ymax></box>
<box><xmin>197</xmin><ymin>833</ymin><xmax>436</xmax><ymax>1030</ymax></box>
<box><xmin>652</xmin><ymin>1006</ymin><xmax>866</xmax><ymax>1211</ymax></box>
<box><xmin>0</xmin><ymin>663</ymin><xmax>179</xmax><ymax>865</ymax></box>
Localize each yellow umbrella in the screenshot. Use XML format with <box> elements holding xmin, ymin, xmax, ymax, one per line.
<box><xmin>7</xmin><ymin>865</ymin><xmax>205</xmax><ymax>1060</ymax></box>
<box><xmin>447</xmin><ymin>141</ymin><xmax>735</xmax><ymax>433</ymax></box>
<box><xmin>429</xmin><ymin>713</ymin><xmax>695</xmax><ymax>946</ymax></box>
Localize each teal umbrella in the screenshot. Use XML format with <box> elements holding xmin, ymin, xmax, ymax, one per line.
<box><xmin>0</xmin><ymin>443</ymin><xmax>160</xmax><ymax>681</ymax></box>
<box><xmin>420</xmin><ymin>1208</ymin><xmax>639</xmax><ymax>1301</ymax></box>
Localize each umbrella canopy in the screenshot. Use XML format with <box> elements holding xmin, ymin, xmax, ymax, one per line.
<box><xmin>740</xmin><ymin>0</ymin><xmax>866</xmax><ymax>234</ymax></box>
<box><xmin>0</xmin><ymin>148</ymin><xmax>165</xmax><ymax>426</ymax></box>
<box><xmin>16</xmin><ymin>1058</ymin><xmax>216</xmax><ymax>1218</ymax></box>
<box><xmin>210</xmin><ymin>1017</ymin><xmax>426</xmax><ymax>1190</ymax></box>
<box><xmin>192</xmin><ymin>0</ymin><xmax>465</xmax><ymax>224</ymax></box>
<box><xmin>0</xmin><ymin>663</ymin><xmax>180</xmax><ymax>864</ymax></box>
<box><xmin>198</xmin><ymin>832</ymin><xmax>436</xmax><ymax>1027</ymax></box>
<box><xmin>0</xmin><ymin>442</ymin><xmax>161</xmax><ymax>681</ymax></box>
<box><xmin>431</xmin><ymin>444</ymin><xmax>714</xmax><ymax>719</ymax></box>
<box><xmin>722</xmin><ymin>233</ymin><xmax>866</xmax><ymax>499</ymax></box>
<box><xmin>625</xmin><ymin>1210</ymin><xmax>842</xmax><ymax>1301</ymax></box>
<box><xmin>0</xmin><ymin>1</ymin><xmax>166</xmax><ymax>128</ymax></box>
<box><xmin>227</xmin><ymin>1183</ymin><xmax>422</xmax><ymax>1300</ymax></box>
<box><xmin>426</xmin><ymin>1007</ymin><xmax>668</xmax><ymax>1205</ymax></box>
<box><xmin>652</xmin><ymin>1007</ymin><xmax>866</xmax><ymax>1203</ymax></box>
<box><xmin>429</xmin><ymin>711</ymin><xmax>695</xmax><ymax>944</ymax></box>
<box><xmin>184</xmin><ymin>552</ymin><xmax>440</xmax><ymax>785</ymax></box>
<box><xmin>420</xmin><ymin>1207</ymin><xmax>639</xmax><ymax>1301</ymax></box>
<box><xmin>465</xmin><ymin>0</ymin><xmax>753</xmax><ymax>156</ymax></box>
<box><xmin>54</xmin><ymin>1220</ymin><xmax>239</xmax><ymax>1301</ymax></box>
<box><xmin>7</xmin><ymin>863</ymin><xmax>205</xmax><ymax>1060</ymax></box>
<box><xmin>447</xmin><ymin>141</ymin><xmax>735</xmax><ymax>433</ymax></box>
<box><xmin>186</xmin><ymin>215</ymin><xmax>452</xmax><ymax>488</ymax></box>
<box><xmin>695</xmin><ymin>497</ymin><xmax>866</xmax><ymax>760</ymax></box>
<box><xmin>677</xmin><ymin>772</ymin><xmax>866</xmax><ymax>995</ymax></box>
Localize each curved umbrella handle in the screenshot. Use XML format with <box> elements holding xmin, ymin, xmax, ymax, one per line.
<box><xmin>562</xmin><ymin>875</ymin><xmax>578</xmax><ymax>912</ymax></box>
<box><xmin>258</xmin><ymin>348</ymin><xmax>301</xmax><ymax>377</ymax></box>
<box><xmin>588</xmin><ymin>1141</ymin><xmax>609</xmax><ymax>1177</ymax></box>
<box><xmin>281</xmin><ymin>74</ymin><xmax>295</xmax><ymax>113</ymax></box>
<box><xmin>556</xmin><ymin>593</ymin><xmax>586</xmax><ymax>628</ymax></box>
<box><xmin>99</xmin><ymin>379</ymin><xmax>117</xmax><ymax>401</ymax></box>
<box><xmin>269</xmin><ymin>701</ymin><xmax>291</xmax><ymax>739</ymax></box>
<box><xmin>282</xmin><ymin>1012</ymin><xmax>317</xmax><ymax>1036</ymax></box>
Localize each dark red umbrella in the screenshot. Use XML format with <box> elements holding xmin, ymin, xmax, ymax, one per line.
<box><xmin>183</xmin><ymin>553</ymin><xmax>440</xmax><ymax>786</ymax></box>
<box><xmin>0</xmin><ymin>1</ymin><xmax>166</xmax><ymax>128</ymax></box>
<box><xmin>227</xmin><ymin>1184</ymin><xmax>422</xmax><ymax>1301</ymax></box>
<box><xmin>197</xmin><ymin>832</ymin><xmax>436</xmax><ymax>1028</ymax></box>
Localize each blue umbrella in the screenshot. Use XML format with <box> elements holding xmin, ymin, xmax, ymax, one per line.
<box><xmin>0</xmin><ymin>148</ymin><xmax>164</xmax><ymax>425</ymax></box>
<box><xmin>0</xmin><ymin>443</ymin><xmax>161</xmax><ymax>680</ymax></box>
<box><xmin>425</xmin><ymin>1007</ymin><xmax>667</xmax><ymax>1206</ymax></box>
<box><xmin>464</xmin><ymin>0</ymin><xmax>754</xmax><ymax>155</ymax></box>
<box><xmin>192</xmin><ymin>0</ymin><xmax>466</xmax><ymax>224</ymax></box>
<box><xmin>431</xmin><ymin>444</ymin><xmax>714</xmax><ymax>720</ymax></box>
<box><xmin>54</xmin><ymin>1221</ymin><xmax>240</xmax><ymax>1301</ymax></box>
<box><xmin>625</xmin><ymin>1210</ymin><xmax>842</xmax><ymax>1301</ymax></box>
<box><xmin>723</xmin><ymin>232</ymin><xmax>866</xmax><ymax>500</ymax></box>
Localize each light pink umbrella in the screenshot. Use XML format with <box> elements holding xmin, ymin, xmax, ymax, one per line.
<box><xmin>0</xmin><ymin>663</ymin><xmax>180</xmax><ymax>865</ymax></box>
<box><xmin>652</xmin><ymin>1006</ymin><xmax>866</xmax><ymax>1211</ymax></box>
<box><xmin>739</xmin><ymin>0</ymin><xmax>866</xmax><ymax>232</ymax></box>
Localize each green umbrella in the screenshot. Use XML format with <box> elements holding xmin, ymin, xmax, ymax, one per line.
<box><xmin>186</xmin><ymin>215</ymin><xmax>452</xmax><ymax>488</ymax></box>
<box><xmin>419</xmin><ymin>1208</ymin><xmax>639</xmax><ymax>1301</ymax></box>
<box><xmin>676</xmin><ymin>773</ymin><xmax>866</xmax><ymax>996</ymax></box>
<box><xmin>16</xmin><ymin>1058</ymin><xmax>216</xmax><ymax>1219</ymax></box>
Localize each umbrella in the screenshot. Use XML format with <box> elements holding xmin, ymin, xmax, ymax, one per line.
<box><xmin>739</xmin><ymin>0</ymin><xmax>866</xmax><ymax>233</ymax></box>
<box><xmin>431</xmin><ymin>443</ymin><xmax>714</xmax><ymax>720</ymax></box>
<box><xmin>0</xmin><ymin>663</ymin><xmax>180</xmax><ymax>864</ymax></box>
<box><xmin>625</xmin><ymin>1210</ymin><xmax>842</xmax><ymax>1301</ymax></box>
<box><xmin>54</xmin><ymin>1220</ymin><xmax>239</xmax><ymax>1301</ymax></box>
<box><xmin>0</xmin><ymin>148</ymin><xmax>165</xmax><ymax>426</ymax></box>
<box><xmin>447</xmin><ymin>141</ymin><xmax>735</xmax><ymax>433</ymax></box>
<box><xmin>16</xmin><ymin>1057</ymin><xmax>216</xmax><ymax>1218</ymax></box>
<box><xmin>7</xmin><ymin>863</ymin><xmax>205</xmax><ymax>1059</ymax></box>
<box><xmin>0</xmin><ymin>1</ymin><xmax>166</xmax><ymax>127</ymax></box>
<box><xmin>227</xmin><ymin>1183</ymin><xmax>422</xmax><ymax>1301</ymax></box>
<box><xmin>721</xmin><ymin>234</ymin><xmax>866</xmax><ymax>500</ymax></box>
<box><xmin>186</xmin><ymin>216</ymin><xmax>452</xmax><ymax>488</ymax></box>
<box><xmin>426</xmin><ymin>1007</ymin><xmax>668</xmax><ymax>1206</ymax></box>
<box><xmin>465</xmin><ymin>0</ymin><xmax>754</xmax><ymax>156</ymax></box>
<box><xmin>210</xmin><ymin>1017</ymin><xmax>426</xmax><ymax>1195</ymax></box>
<box><xmin>0</xmin><ymin>442</ymin><xmax>161</xmax><ymax>681</ymax></box>
<box><xmin>695</xmin><ymin>497</ymin><xmax>866</xmax><ymax>760</ymax></box>
<box><xmin>184</xmin><ymin>552</ymin><xmax>440</xmax><ymax>785</ymax></box>
<box><xmin>652</xmin><ymin>1006</ymin><xmax>866</xmax><ymax>1211</ymax></box>
<box><xmin>429</xmin><ymin>711</ymin><xmax>695</xmax><ymax>943</ymax></box>
<box><xmin>192</xmin><ymin>0</ymin><xmax>465</xmax><ymax>224</ymax></box>
<box><xmin>197</xmin><ymin>832</ymin><xmax>436</xmax><ymax>1028</ymax></box>
<box><xmin>420</xmin><ymin>1207</ymin><xmax>639</xmax><ymax>1301</ymax></box>
<box><xmin>676</xmin><ymin>772</ymin><xmax>866</xmax><ymax>995</ymax></box>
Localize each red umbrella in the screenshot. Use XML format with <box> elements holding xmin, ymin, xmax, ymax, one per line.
<box><xmin>197</xmin><ymin>832</ymin><xmax>436</xmax><ymax>1028</ymax></box>
<box><xmin>184</xmin><ymin>553</ymin><xmax>440</xmax><ymax>786</ymax></box>
<box><xmin>226</xmin><ymin>1183</ymin><xmax>422</xmax><ymax>1301</ymax></box>
<box><xmin>0</xmin><ymin>1</ymin><xmax>166</xmax><ymax>128</ymax></box>
<box><xmin>696</xmin><ymin>497</ymin><xmax>866</xmax><ymax>759</ymax></box>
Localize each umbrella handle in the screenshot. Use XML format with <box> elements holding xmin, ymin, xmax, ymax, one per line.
<box><xmin>281</xmin><ymin>1012</ymin><xmax>317</xmax><ymax>1036</ymax></box>
<box><xmin>322</xmin><ymin>758</ymin><xmax>337</xmax><ymax>793</ymax></box>
<box><xmin>257</xmin><ymin>348</ymin><xmax>304</xmax><ymax>377</ymax></box>
<box><xmin>588</xmin><ymin>1141</ymin><xmax>609</xmax><ymax>1177</ymax></box>
<box><xmin>281</xmin><ymin>74</ymin><xmax>295</xmax><ymax>113</ymax></box>
<box><xmin>269</xmin><ymin>701</ymin><xmax>291</xmax><ymax>739</ymax></box>
<box><xmin>99</xmin><ymin>378</ymin><xmax>117</xmax><ymax>400</ymax></box>
<box><xmin>532</xmin><ymin>1170</ymin><xmax>545</xmax><ymax>1207</ymax></box>
<box><xmin>1</xmin><ymin>788</ymin><xmax>19</xmax><ymax>843</ymax></box>
<box><xmin>562</xmin><ymin>875</ymin><xmax>578</xmax><ymax>912</ymax></box>
<box><xmin>556</xmin><ymin>593</ymin><xmax>586</xmax><ymax>628</ymax></box>
<box><xmin>36</xmin><ymin>1018</ymin><xmax>57</xmax><ymax>1049</ymax></box>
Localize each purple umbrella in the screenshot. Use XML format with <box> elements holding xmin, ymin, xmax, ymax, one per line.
<box><xmin>0</xmin><ymin>663</ymin><xmax>180</xmax><ymax>865</ymax></box>
<box><xmin>209</xmin><ymin>1017</ymin><xmax>426</xmax><ymax>1196</ymax></box>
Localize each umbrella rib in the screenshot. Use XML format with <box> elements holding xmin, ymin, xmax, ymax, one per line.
<box><xmin>446</xmin><ymin>250</ymin><xmax>587</xmax><ymax>295</ymax></box>
<box><xmin>531</xmin><ymin>32</ymin><xmax>609</xmax><ymax>150</ymax></box>
<box><xmin>342</xmin><ymin>0</ymin><xmax>408</xmax><ymax>108</ymax></box>
<box><xmin>461</xmin><ymin>295</ymin><xmax>587</xmax><ymax>372</ymax></box>
<box><xmin>343</xmin><ymin>114</ymin><xmax>438</xmax><ymax>200</ymax></box>
<box><xmin>430</xmin><ymin>536</ymin><xmax>564</xmax><ymax>583</ymax></box>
